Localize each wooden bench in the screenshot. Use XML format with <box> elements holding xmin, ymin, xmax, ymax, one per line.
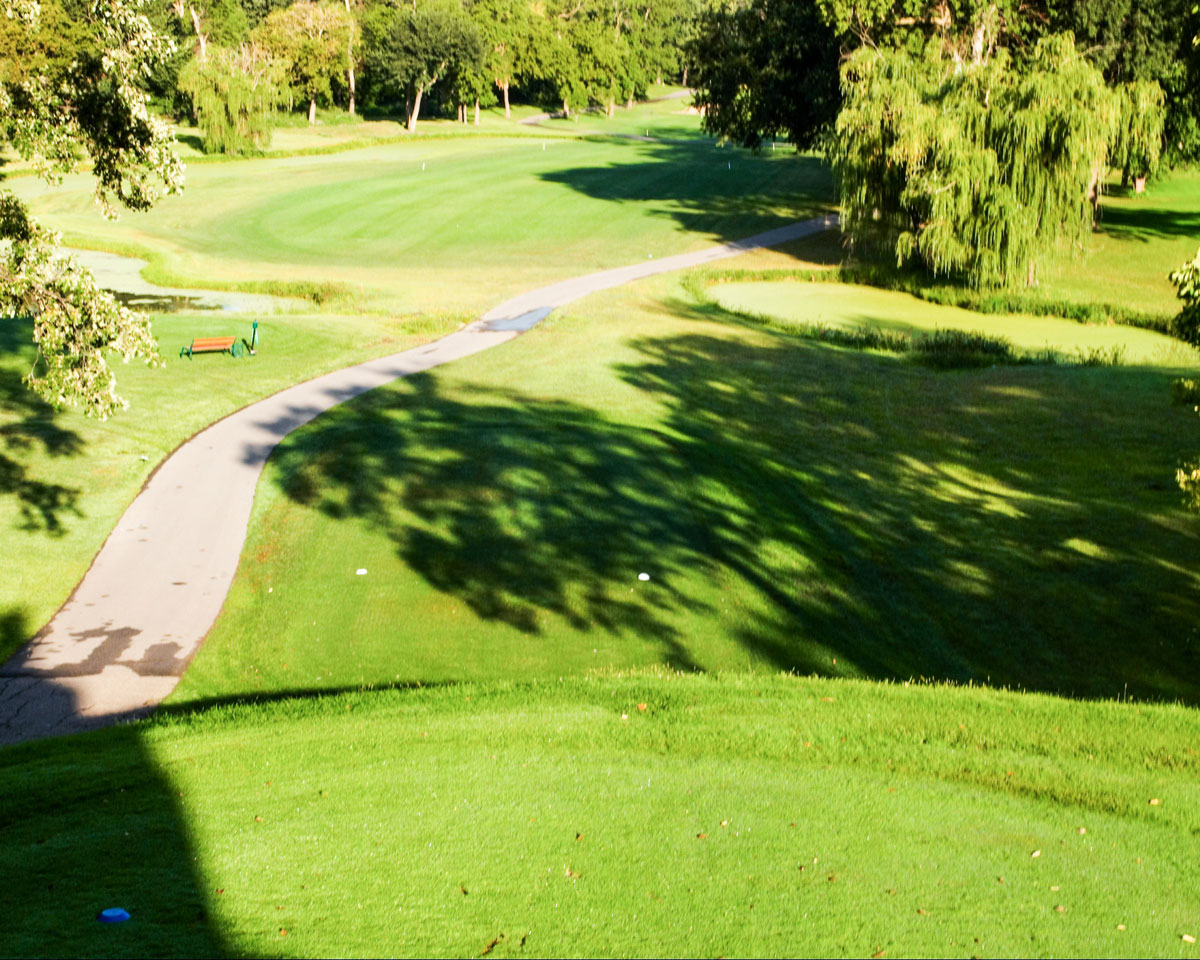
<box><xmin>180</xmin><ymin>336</ymin><xmax>239</xmax><ymax>359</ymax></box>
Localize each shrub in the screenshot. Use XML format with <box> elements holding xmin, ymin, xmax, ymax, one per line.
<box><xmin>1170</xmin><ymin>378</ymin><xmax>1200</xmax><ymax>406</ymax></box>
<box><xmin>1169</xmin><ymin>248</ymin><xmax>1200</xmax><ymax>347</ymax></box>
<box><xmin>911</xmin><ymin>329</ymin><xmax>1016</xmax><ymax>369</ymax></box>
<box><xmin>1072</xmin><ymin>345</ymin><xmax>1126</xmax><ymax>367</ymax></box>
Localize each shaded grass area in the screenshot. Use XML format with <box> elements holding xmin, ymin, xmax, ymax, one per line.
<box><xmin>0</xmin><ymin>308</ymin><xmax>459</xmax><ymax>663</ymax></box>
<box><xmin>175</xmin><ymin>276</ymin><xmax>1200</xmax><ymax>707</ymax></box>
<box><xmin>3</xmin><ymin>673</ymin><xmax>1198</xmax><ymax>957</ymax></box>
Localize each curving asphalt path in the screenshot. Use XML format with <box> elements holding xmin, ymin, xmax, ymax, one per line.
<box><xmin>0</xmin><ymin>214</ymin><xmax>836</xmax><ymax>746</ymax></box>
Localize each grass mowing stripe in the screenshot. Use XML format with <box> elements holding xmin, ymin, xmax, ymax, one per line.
<box><xmin>2</xmin><ymin>673</ymin><xmax>1196</xmax><ymax>957</ymax></box>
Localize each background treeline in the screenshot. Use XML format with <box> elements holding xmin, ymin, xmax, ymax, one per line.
<box><xmin>135</xmin><ymin>0</ymin><xmax>706</xmax><ymax>147</ymax></box>
<box><xmin>687</xmin><ymin>0</ymin><xmax>1200</xmax><ymax>290</ymax></box>
<box><xmin>688</xmin><ymin>0</ymin><xmax>1200</xmax><ymax>167</ymax></box>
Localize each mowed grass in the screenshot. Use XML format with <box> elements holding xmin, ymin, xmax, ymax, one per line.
<box><xmin>9</xmin><ymin>101</ymin><xmax>829</xmax><ymax>317</ymax></box>
<box><xmin>0</xmin><ymin>108</ymin><xmax>829</xmax><ymax>659</ymax></box>
<box><xmin>708</xmin><ymin>279</ymin><xmax>1199</xmax><ymax>365</ymax></box>
<box><xmin>3</xmin><ymin>673</ymin><xmax>1198</xmax><ymax>957</ymax></box>
<box><xmin>173</xmin><ymin>269</ymin><xmax>1200</xmax><ymax>707</ymax></box>
<box><xmin>0</xmin><ymin>307</ymin><xmax>461</xmax><ymax>662</ymax></box>
<box><xmin>1047</xmin><ymin>173</ymin><xmax>1200</xmax><ymax>316</ymax></box>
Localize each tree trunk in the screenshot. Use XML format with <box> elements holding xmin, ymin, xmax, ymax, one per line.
<box><xmin>308</xmin><ymin>97</ymin><xmax>317</xmax><ymax>124</ymax></box>
<box><xmin>457</xmin><ymin>103</ymin><xmax>464</xmax><ymax>123</ymax></box>
<box><xmin>681</xmin><ymin>65</ymin><xmax>688</xmax><ymax>86</ymax></box>
<box><xmin>474</xmin><ymin>98</ymin><xmax>480</xmax><ymax>125</ymax></box>
<box><xmin>502</xmin><ymin>82</ymin><xmax>510</xmax><ymax>118</ymax></box>
<box><xmin>607</xmin><ymin>97</ymin><xmax>614</xmax><ymax>117</ymax></box>
<box><xmin>344</xmin><ymin>0</ymin><xmax>355</xmax><ymax>116</ymax></box>
<box><xmin>1086</xmin><ymin>162</ymin><xmax>1103</xmax><ymax>226</ymax></box>
<box><xmin>188</xmin><ymin>5</ymin><xmax>207</xmax><ymax>61</ymax></box>
<box><xmin>408</xmin><ymin>85</ymin><xmax>424</xmax><ymax>133</ymax></box>
<box><xmin>562</xmin><ymin>98</ymin><xmax>570</xmax><ymax>117</ymax></box>
<box><xmin>1026</xmin><ymin>258</ymin><xmax>1037</xmax><ymax>287</ymax></box>
<box><xmin>626</xmin><ymin>95</ymin><xmax>633</xmax><ymax>110</ymax></box>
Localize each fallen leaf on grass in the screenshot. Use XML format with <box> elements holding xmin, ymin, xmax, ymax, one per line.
<box><xmin>481</xmin><ymin>934</ymin><xmax>504</xmax><ymax>956</ymax></box>
<box><xmin>1150</xmin><ymin>798</ymin><xmax>1161</xmax><ymax>806</ymax></box>
<box><xmin>871</xmin><ymin>951</ymin><xmax>887</xmax><ymax>958</ymax></box>
<box><xmin>1183</xmin><ymin>934</ymin><xmax>1196</xmax><ymax>944</ymax></box>
<box><xmin>459</xmin><ymin>885</ymin><xmax>468</xmax><ymax>896</ymax></box>
<box><xmin>1055</xmin><ymin>905</ymin><xmax>1066</xmax><ymax>913</ymax></box>
<box><xmin>564</xmin><ymin>866</ymin><xmax>580</xmax><ymax>880</ymax></box>
<box><xmin>917</xmin><ymin>909</ymin><xmax>928</xmax><ymax>916</ymax></box>
<box><xmin>215</xmin><ymin>889</ymin><xmax>225</xmax><ymax>895</ymax></box>
<box><xmin>637</xmin><ymin>703</ymin><xmax>647</xmax><ymax>711</ymax></box>
<box><xmin>279</xmin><ymin>929</ymin><xmax>287</xmax><ymax>937</ymax></box>
<box><xmin>254</xmin><ymin>816</ymin><xmax>263</xmax><ymax>823</ymax></box>
<box><xmin>1077</xmin><ymin>827</ymin><xmax>1087</xmax><ymax>835</ymax></box>
<box><xmin>1031</xmin><ymin>850</ymin><xmax>1041</xmax><ymax>858</ymax></box>
<box><xmin>697</xmin><ymin>833</ymin><xmax>708</xmax><ymax>840</ymax></box>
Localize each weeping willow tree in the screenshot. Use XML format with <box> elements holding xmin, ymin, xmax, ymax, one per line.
<box><xmin>178</xmin><ymin>44</ymin><xmax>290</xmax><ymax>155</ymax></box>
<box><xmin>830</xmin><ymin>33</ymin><xmax>1117</xmax><ymax>289</ymax></box>
<box><xmin>1112</xmin><ymin>80</ymin><xmax>1166</xmax><ymax>190</ymax></box>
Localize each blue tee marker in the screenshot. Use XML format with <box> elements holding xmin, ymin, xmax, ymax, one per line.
<box><xmin>97</xmin><ymin>908</ymin><xmax>130</xmax><ymax>923</ymax></box>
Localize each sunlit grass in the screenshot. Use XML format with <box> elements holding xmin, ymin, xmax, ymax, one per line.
<box><xmin>3</xmin><ymin>673</ymin><xmax>1198</xmax><ymax>957</ymax></box>
<box><xmin>708</xmin><ymin>279</ymin><xmax>1198</xmax><ymax>367</ymax></box>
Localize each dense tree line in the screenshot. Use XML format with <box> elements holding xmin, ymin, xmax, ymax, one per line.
<box><xmin>689</xmin><ymin>0</ymin><xmax>1196</xmax><ymax>288</ymax></box>
<box><xmin>134</xmin><ymin>0</ymin><xmax>701</xmax><ymax>152</ymax></box>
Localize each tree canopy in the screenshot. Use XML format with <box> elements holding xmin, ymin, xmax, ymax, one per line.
<box><xmin>832</xmin><ymin>34</ymin><xmax>1117</xmax><ymax>288</ymax></box>
<box><xmin>252</xmin><ymin>0</ymin><xmax>353</xmax><ymax>123</ymax></box>
<box><xmin>178</xmin><ymin>42</ymin><xmax>291</xmax><ymax>153</ymax></box>
<box><xmin>1</xmin><ymin>0</ymin><xmax>183</xmax><ymax>417</ymax></box>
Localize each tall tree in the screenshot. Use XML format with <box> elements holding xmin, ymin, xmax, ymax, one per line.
<box><xmin>253</xmin><ymin>0</ymin><xmax>353</xmax><ymax>123</ymax></box>
<box><xmin>363</xmin><ymin>2</ymin><xmax>483</xmax><ymax>131</ymax></box>
<box><xmin>1112</xmin><ymin>79</ymin><xmax>1167</xmax><ymax>188</ymax></box>
<box><xmin>687</xmin><ymin>0</ymin><xmax>840</xmax><ymax>149</ymax></box>
<box><xmin>178</xmin><ymin>42</ymin><xmax>291</xmax><ymax>153</ymax></box>
<box><xmin>468</xmin><ymin>0</ymin><xmax>528</xmax><ymax>117</ymax></box>
<box><xmin>831</xmin><ymin>34</ymin><xmax>1117</xmax><ymax>288</ymax></box>
<box><xmin>1</xmin><ymin>0</ymin><xmax>183</xmax><ymax>418</ymax></box>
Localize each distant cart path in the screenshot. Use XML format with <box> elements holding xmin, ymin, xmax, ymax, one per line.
<box><xmin>0</xmin><ymin>214</ymin><xmax>836</xmax><ymax>746</ymax></box>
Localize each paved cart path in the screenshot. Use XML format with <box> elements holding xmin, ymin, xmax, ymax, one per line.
<box><xmin>0</xmin><ymin>214</ymin><xmax>835</xmax><ymax>746</ymax></box>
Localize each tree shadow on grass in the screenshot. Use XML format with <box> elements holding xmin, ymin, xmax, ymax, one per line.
<box><xmin>0</xmin><ymin>725</ymin><xmax>239</xmax><ymax>958</ymax></box>
<box><xmin>537</xmin><ymin>139</ymin><xmax>834</xmax><ymax>246</ymax></box>
<box><xmin>268</xmin><ymin>301</ymin><xmax>1200</xmax><ymax>704</ymax></box>
<box><xmin>1095</xmin><ymin>199</ymin><xmax>1200</xmax><ymax>243</ymax></box>
<box><xmin>0</xmin><ymin>319</ymin><xmax>83</xmax><ymax>536</ymax></box>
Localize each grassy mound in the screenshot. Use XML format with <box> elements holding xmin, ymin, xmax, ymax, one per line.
<box><xmin>2</xmin><ymin>673</ymin><xmax>1197</xmax><ymax>957</ymax></box>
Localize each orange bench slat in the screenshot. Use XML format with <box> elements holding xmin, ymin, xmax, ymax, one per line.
<box><xmin>191</xmin><ymin>337</ymin><xmax>237</xmax><ymax>350</ymax></box>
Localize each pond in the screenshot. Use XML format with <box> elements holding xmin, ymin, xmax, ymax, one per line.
<box><xmin>67</xmin><ymin>249</ymin><xmax>287</xmax><ymax>314</ymax></box>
